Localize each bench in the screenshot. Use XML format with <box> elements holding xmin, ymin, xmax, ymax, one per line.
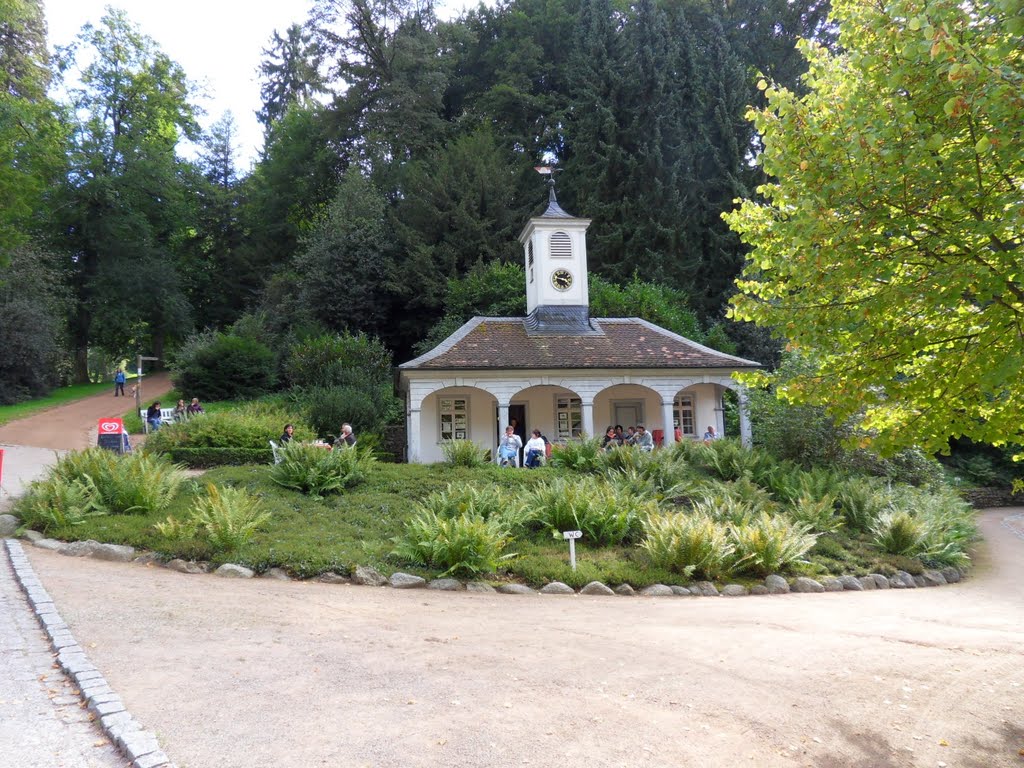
<box><xmin>140</xmin><ymin>408</ymin><xmax>182</xmax><ymax>434</ymax></box>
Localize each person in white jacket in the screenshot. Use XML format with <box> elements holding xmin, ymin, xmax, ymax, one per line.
<box><xmin>524</xmin><ymin>429</ymin><xmax>546</xmax><ymax>468</ymax></box>
<box><xmin>498</xmin><ymin>425</ymin><xmax>523</xmax><ymax>467</ymax></box>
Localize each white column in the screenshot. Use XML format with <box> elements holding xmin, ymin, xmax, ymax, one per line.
<box><xmin>408</xmin><ymin>406</ymin><xmax>421</xmax><ymax>463</ymax></box>
<box><xmin>738</xmin><ymin>388</ymin><xmax>753</xmax><ymax>449</ymax></box>
<box><xmin>580</xmin><ymin>399</ymin><xmax>594</xmax><ymax>439</ymax></box>
<box><xmin>661</xmin><ymin>399</ymin><xmax>677</xmax><ymax>445</ymax></box>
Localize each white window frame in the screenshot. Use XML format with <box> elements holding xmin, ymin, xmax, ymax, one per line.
<box><xmin>439</xmin><ymin>397</ymin><xmax>469</xmax><ymax>441</ymax></box>
<box><xmin>554</xmin><ymin>395</ymin><xmax>582</xmax><ymax>441</ymax></box>
<box><xmin>673</xmin><ymin>394</ymin><xmax>696</xmax><ymax>437</ymax></box>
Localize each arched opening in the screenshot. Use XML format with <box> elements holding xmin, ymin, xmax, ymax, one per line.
<box><xmin>507</xmin><ymin>384</ymin><xmax>584</xmax><ymax>444</ymax></box>
<box><xmin>593</xmin><ymin>383</ymin><xmax>667</xmax><ymax>445</ymax></box>
<box><xmin>413</xmin><ymin>385</ymin><xmax>497</xmax><ymax>464</ymax></box>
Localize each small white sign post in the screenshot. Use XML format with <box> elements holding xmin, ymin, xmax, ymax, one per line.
<box><xmin>562</xmin><ymin>530</ymin><xmax>582</xmax><ymax>571</ymax></box>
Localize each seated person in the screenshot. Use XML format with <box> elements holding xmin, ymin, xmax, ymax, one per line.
<box><xmin>601</xmin><ymin>426</ymin><xmax>618</xmax><ymax>451</ymax></box>
<box><xmin>633</xmin><ymin>424</ymin><xmax>654</xmax><ymax>452</ymax></box>
<box><xmin>146</xmin><ymin>401</ymin><xmax>163</xmax><ymax>432</ymax></box>
<box><xmin>497</xmin><ymin>425</ymin><xmax>522</xmax><ymax>466</ymax></box>
<box><xmin>703</xmin><ymin>425</ymin><xmax>718</xmax><ymax>443</ymax></box>
<box><xmin>625</xmin><ymin>426</ymin><xmax>637</xmax><ymax>445</ymax></box>
<box><xmin>333</xmin><ymin>423</ymin><xmax>356</xmax><ymax>449</ymax></box>
<box><xmin>186</xmin><ymin>397</ymin><xmax>205</xmax><ymax>415</ymax></box>
<box><xmin>524</xmin><ymin>429</ymin><xmax>546</xmax><ymax>468</ymax></box>
<box><xmin>173</xmin><ymin>399</ymin><xmax>187</xmax><ymax>421</ymax></box>
<box><xmin>280</xmin><ymin>423</ymin><xmax>295</xmax><ymax>444</ymax></box>
<box><xmin>613</xmin><ymin>425</ymin><xmax>626</xmax><ymax>445</ymax></box>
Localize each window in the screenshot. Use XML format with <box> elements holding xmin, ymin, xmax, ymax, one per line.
<box><xmin>673</xmin><ymin>394</ymin><xmax>695</xmax><ymax>436</ymax></box>
<box><xmin>549</xmin><ymin>231</ymin><xmax>572</xmax><ymax>259</ymax></box>
<box><xmin>439</xmin><ymin>398</ymin><xmax>468</xmax><ymax>441</ymax></box>
<box><xmin>527</xmin><ymin>240</ymin><xmax>534</xmax><ymax>267</ymax></box>
<box><xmin>555</xmin><ymin>396</ymin><xmax>582</xmax><ymax>440</ymax></box>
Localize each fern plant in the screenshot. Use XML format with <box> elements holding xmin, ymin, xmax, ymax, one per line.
<box><xmin>440</xmin><ymin>439</ymin><xmax>489</xmax><ymax>468</ymax></box>
<box><xmin>729</xmin><ymin>514</ymin><xmax>819</xmax><ymax>575</ymax></box>
<box><xmin>546</xmin><ymin>437</ymin><xmax>604</xmax><ymax>473</ymax></box>
<box><xmin>525</xmin><ymin>477</ymin><xmax>644</xmax><ymax>545</ymax></box>
<box><xmin>639</xmin><ymin>512</ymin><xmax>734</xmax><ymax>579</ymax></box>
<box><xmin>787</xmin><ymin>492</ymin><xmax>843</xmax><ymax>534</ymax></box>
<box><xmin>14</xmin><ymin>475</ymin><xmax>106</xmax><ymax>533</ymax></box>
<box><xmin>271</xmin><ymin>443</ymin><xmax>375</xmax><ymax>497</ymax></box>
<box><xmin>158</xmin><ymin>484</ymin><xmax>270</xmax><ymax>554</ymax></box>
<box><xmin>393</xmin><ymin>512</ymin><xmax>515</xmax><ymax>577</ymax></box>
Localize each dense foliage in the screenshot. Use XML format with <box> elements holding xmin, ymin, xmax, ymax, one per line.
<box><xmin>725</xmin><ymin>0</ymin><xmax>1024</xmax><ymax>455</ymax></box>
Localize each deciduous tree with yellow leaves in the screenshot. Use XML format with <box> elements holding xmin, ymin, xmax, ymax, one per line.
<box><xmin>725</xmin><ymin>0</ymin><xmax>1023</xmax><ymax>455</ymax></box>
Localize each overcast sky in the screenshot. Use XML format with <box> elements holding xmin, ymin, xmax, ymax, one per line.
<box><xmin>45</xmin><ymin>0</ymin><xmax>480</xmax><ymax>170</ymax></box>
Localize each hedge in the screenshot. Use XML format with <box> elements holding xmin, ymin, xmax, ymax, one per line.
<box><xmin>165</xmin><ymin>448</ymin><xmax>273</xmax><ymax>468</ymax></box>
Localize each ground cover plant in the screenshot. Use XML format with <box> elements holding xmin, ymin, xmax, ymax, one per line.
<box><xmin>21</xmin><ymin>438</ymin><xmax>978</xmax><ymax>585</ymax></box>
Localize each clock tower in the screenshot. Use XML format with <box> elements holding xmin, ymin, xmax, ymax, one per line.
<box><xmin>518</xmin><ymin>175</ymin><xmax>594</xmax><ymax>334</ymax></box>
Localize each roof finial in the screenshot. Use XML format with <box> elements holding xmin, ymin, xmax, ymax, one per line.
<box><xmin>533</xmin><ymin>165</ymin><xmax>571</xmax><ymax>218</ymax></box>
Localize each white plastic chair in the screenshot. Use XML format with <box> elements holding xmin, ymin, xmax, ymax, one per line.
<box><xmin>269</xmin><ymin>440</ymin><xmax>283</xmax><ymax>465</ymax></box>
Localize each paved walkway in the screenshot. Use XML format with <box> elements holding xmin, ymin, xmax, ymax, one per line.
<box><xmin>0</xmin><ymin>543</ymin><xmax>126</xmax><ymax>768</ymax></box>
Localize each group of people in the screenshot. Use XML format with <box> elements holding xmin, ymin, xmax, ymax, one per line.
<box><xmin>145</xmin><ymin>398</ymin><xmax>204</xmax><ymax>432</ymax></box>
<box><xmin>278</xmin><ymin>422</ymin><xmax>356</xmax><ymax>449</ymax></box>
<box><xmin>601</xmin><ymin>424</ymin><xmax>655</xmax><ymax>452</ymax></box>
<box><xmin>498</xmin><ymin>425</ymin><xmax>547</xmax><ymax>468</ymax></box>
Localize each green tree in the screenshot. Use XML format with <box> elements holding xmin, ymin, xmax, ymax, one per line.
<box><xmin>0</xmin><ymin>0</ymin><xmax>65</xmax><ymax>262</ymax></box>
<box><xmin>258</xmin><ymin>23</ymin><xmax>327</xmax><ymax>128</ymax></box>
<box><xmin>55</xmin><ymin>9</ymin><xmax>198</xmax><ymax>378</ymax></box>
<box><xmin>293</xmin><ymin>166</ymin><xmax>395</xmax><ymax>337</ymax></box>
<box><xmin>725</xmin><ymin>0</ymin><xmax>1024</xmax><ymax>454</ymax></box>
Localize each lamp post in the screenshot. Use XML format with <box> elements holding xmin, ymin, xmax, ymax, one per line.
<box><xmin>134</xmin><ymin>355</ymin><xmax>160</xmax><ymax>414</ymax></box>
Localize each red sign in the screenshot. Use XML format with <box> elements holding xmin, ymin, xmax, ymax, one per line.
<box><xmin>98</xmin><ymin>417</ymin><xmax>124</xmax><ymax>435</ymax></box>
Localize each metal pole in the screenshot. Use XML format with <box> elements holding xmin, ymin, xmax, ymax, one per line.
<box><xmin>135</xmin><ymin>354</ymin><xmax>143</xmax><ymax>414</ymax></box>
<box><xmin>569</xmin><ymin>538</ymin><xmax>576</xmax><ymax>571</ymax></box>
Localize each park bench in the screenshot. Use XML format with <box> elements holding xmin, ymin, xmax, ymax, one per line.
<box><xmin>139</xmin><ymin>407</ymin><xmax>182</xmax><ymax>434</ymax></box>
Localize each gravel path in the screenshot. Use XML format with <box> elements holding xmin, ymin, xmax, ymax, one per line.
<box><xmin>23</xmin><ymin>509</ymin><xmax>1024</xmax><ymax>768</ymax></box>
<box><xmin>0</xmin><ymin>544</ymin><xmax>127</xmax><ymax>768</ymax></box>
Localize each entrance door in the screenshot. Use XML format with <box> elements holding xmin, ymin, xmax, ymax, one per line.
<box><xmin>496</xmin><ymin>404</ymin><xmax>527</xmax><ymax>464</ymax></box>
<box><xmin>613</xmin><ymin>402</ymin><xmax>643</xmax><ymax>429</ymax></box>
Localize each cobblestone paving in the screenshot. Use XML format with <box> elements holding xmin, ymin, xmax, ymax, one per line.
<box><xmin>0</xmin><ymin>543</ymin><xmax>127</xmax><ymax>768</ymax></box>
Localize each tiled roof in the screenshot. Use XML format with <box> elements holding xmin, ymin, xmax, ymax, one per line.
<box><xmin>400</xmin><ymin>317</ymin><xmax>761</xmax><ymax>371</ymax></box>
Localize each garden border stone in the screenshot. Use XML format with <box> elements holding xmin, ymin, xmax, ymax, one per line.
<box><xmin>3</xmin><ymin>539</ymin><xmax>173</xmax><ymax>768</ymax></box>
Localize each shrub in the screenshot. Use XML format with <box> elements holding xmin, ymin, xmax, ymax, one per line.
<box><xmin>729</xmin><ymin>514</ymin><xmax>819</xmax><ymax>575</ymax></box>
<box><xmin>639</xmin><ymin>512</ymin><xmax>734</xmax><ymax>579</ymax></box>
<box><xmin>298</xmin><ymin>385</ymin><xmax>400</xmax><ymax>440</ymax></box>
<box><xmin>147</xmin><ymin>404</ymin><xmax>315</xmax><ymax>452</ymax></box>
<box><xmin>156</xmin><ymin>483</ymin><xmax>269</xmax><ymax>554</ymax></box>
<box><xmin>164</xmin><ymin>448</ymin><xmax>273</xmax><ymax>468</ymax></box>
<box><xmin>0</xmin><ymin>298</ymin><xmax>62</xmax><ymax>404</ymax></box>
<box><xmin>14</xmin><ymin>475</ymin><xmax>105</xmax><ymax>533</ymax></box>
<box><xmin>393</xmin><ymin>512</ymin><xmax>515</xmax><ymax>577</ymax></box>
<box><xmin>525</xmin><ymin>477</ymin><xmax>646</xmax><ymax>545</ymax></box>
<box><xmin>688</xmin><ymin>496</ymin><xmax>759</xmax><ymax>527</ymax></box>
<box><xmin>675</xmin><ymin>438</ymin><xmax>778</xmax><ymax>483</ymax></box>
<box><xmin>285</xmin><ymin>332</ymin><xmax>393</xmax><ymax>390</ymax></box>
<box><xmin>172</xmin><ymin>332</ymin><xmax>277</xmax><ymax>401</ymax></box>
<box><xmin>271</xmin><ymin>443</ymin><xmax>376</xmax><ymax>497</ymax></box>
<box><xmin>547</xmin><ymin>437</ymin><xmax>604</xmax><ymax>473</ymax></box>
<box><xmin>441</xmin><ymin>439</ymin><xmax>489</xmax><ymax>468</ymax></box>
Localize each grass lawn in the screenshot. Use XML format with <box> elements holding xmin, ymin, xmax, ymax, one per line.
<box><xmin>42</xmin><ymin>460</ymin><xmax>936</xmax><ymax>587</ymax></box>
<box><xmin>0</xmin><ymin>380</ymin><xmax>130</xmax><ymax>426</ymax></box>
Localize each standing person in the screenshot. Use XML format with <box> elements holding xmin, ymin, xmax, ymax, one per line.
<box><xmin>186</xmin><ymin>397</ymin><xmax>205</xmax><ymax>415</ymax></box>
<box><xmin>524</xmin><ymin>429</ymin><xmax>546</xmax><ymax>468</ymax></box>
<box><xmin>703</xmin><ymin>425</ymin><xmax>718</xmax><ymax>443</ymax></box>
<box><xmin>113</xmin><ymin>368</ymin><xmax>126</xmax><ymax>397</ymax></box>
<box><xmin>334</xmin><ymin>423</ymin><xmax>357</xmax><ymax>448</ymax></box>
<box><xmin>497</xmin><ymin>425</ymin><xmax>522</xmax><ymax>467</ymax></box>
<box><xmin>633</xmin><ymin>424</ymin><xmax>654</xmax><ymax>452</ymax></box>
<box><xmin>146</xmin><ymin>401</ymin><xmax>163</xmax><ymax>432</ymax></box>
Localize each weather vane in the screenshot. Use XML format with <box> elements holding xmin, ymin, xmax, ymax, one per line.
<box><xmin>534</xmin><ymin>164</ymin><xmax>563</xmax><ymax>203</ymax></box>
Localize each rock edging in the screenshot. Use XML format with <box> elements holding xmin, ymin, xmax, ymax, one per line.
<box><xmin>3</xmin><ymin>539</ymin><xmax>177</xmax><ymax>768</ymax></box>
<box><xmin>14</xmin><ymin>528</ymin><xmax>969</xmax><ymax>601</ymax></box>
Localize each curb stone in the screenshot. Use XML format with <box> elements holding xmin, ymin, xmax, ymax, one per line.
<box><xmin>3</xmin><ymin>539</ymin><xmax>173</xmax><ymax>768</ymax></box>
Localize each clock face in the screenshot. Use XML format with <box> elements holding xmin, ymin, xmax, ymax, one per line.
<box><xmin>551</xmin><ymin>268</ymin><xmax>574</xmax><ymax>291</ymax></box>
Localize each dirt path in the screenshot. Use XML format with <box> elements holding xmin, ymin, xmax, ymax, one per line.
<box><xmin>0</xmin><ymin>373</ymin><xmax>173</xmax><ymax>451</ymax></box>
<box><xmin>24</xmin><ymin>509</ymin><xmax>1024</xmax><ymax>768</ymax></box>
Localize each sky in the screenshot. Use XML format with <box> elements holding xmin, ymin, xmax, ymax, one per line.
<box><xmin>45</xmin><ymin>0</ymin><xmax>317</xmax><ymax>169</ymax></box>
<box><xmin>44</xmin><ymin>0</ymin><xmax>479</xmax><ymax>171</ymax></box>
